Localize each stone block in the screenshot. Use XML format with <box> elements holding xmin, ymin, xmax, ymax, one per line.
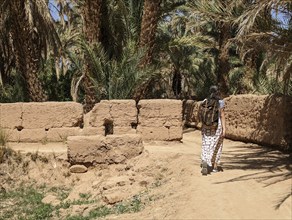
<box><xmin>139</xmin><ymin>99</ymin><xmax>182</xmax><ymax>118</ymax></box>
<box><xmin>168</xmin><ymin>126</ymin><xmax>183</xmax><ymax>141</ymax></box>
<box><xmin>137</xmin><ymin>126</ymin><xmax>169</xmax><ymax>141</ymax></box>
<box><xmin>19</xmin><ymin>129</ymin><xmax>47</xmax><ymax>143</ymax></box>
<box><xmin>89</xmin><ymin>100</ymin><xmax>137</xmax><ymax>127</ymax></box>
<box><xmin>89</xmin><ymin>101</ymin><xmax>111</xmax><ymax>127</ymax></box>
<box><xmin>2</xmin><ymin>129</ymin><xmax>20</xmax><ymax>142</ymax></box>
<box><xmin>22</xmin><ymin>102</ymin><xmax>83</xmax><ymax>129</ymax></box>
<box><xmin>113</xmin><ymin>127</ymin><xmax>137</xmax><ymax>135</ymax></box>
<box><xmin>139</xmin><ymin>117</ymin><xmax>181</xmax><ymax>127</ymax></box>
<box><xmin>0</xmin><ymin>103</ymin><xmax>23</xmax><ymax>129</ymax></box>
<box><xmin>67</xmin><ymin>135</ymin><xmax>107</xmax><ymax>165</ymax></box>
<box><xmin>79</xmin><ymin>127</ymin><xmax>99</xmax><ymax>136</ymax></box>
<box><xmin>46</xmin><ymin>127</ymin><xmax>81</xmax><ymax>142</ymax></box>
<box><xmin>105</xmin><ymin>134</ymin><xmax>143</xmax><ymax>160</ymax></box>
<box><xmin>67</xmin><ymin>134</ymin><xmax>144</xmax><ymax>165</ymax></box>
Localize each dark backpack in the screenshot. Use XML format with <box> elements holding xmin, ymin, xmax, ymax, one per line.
<box><xmin>199</xmin><ymin>98</ymin><xmax>219</xmax><ymax>127</ymax></box>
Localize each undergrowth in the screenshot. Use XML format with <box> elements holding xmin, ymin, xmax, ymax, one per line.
<box><xmin>0</xmin><ymin>185</ymin><xmax>144</xmax><ymax>220</ymax></box>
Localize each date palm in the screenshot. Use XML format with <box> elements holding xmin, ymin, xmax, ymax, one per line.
<box><xmin>139</xmin><ymin>0</ymin><xmax>162</xmax><ymax>66</ymax></box>
<box><xmin>77</xmin><ymin>0</ymin><xmax>103</xmax><ymax>112</ymax></box>
<box><xmin>0</xmin><ymin>0</ymin><xmax>60</xmax><ymax>102</ymax></box>
<box><xmin>188</xmin><ymin>0</ymin><xmax>236</xmax><ymax>95</ymax></box>
<box><xmin>234</xmin><ymin>0</ymin><xmax>292</xmax><ymax>94</ymax></box>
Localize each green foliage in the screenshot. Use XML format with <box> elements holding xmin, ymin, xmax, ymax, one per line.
<box><xmin>27</xmin><ymin>151</ymin><xmax>49</xmax><ymax>163</ymax></box>
<box><xmin>0</xmin><ymin>129</ymin><xmax>9</xmax><ymax>147</ymax></box>
<box><xmin>70</xmin><ymin>39</ymin><xmax>155</xmax><ymax>101</ymax></box>
<box><xmin>1</xmin><ymin>0</ymin><xmax>291</xmax><ymax>102</ymax></box>
<box><xmin>0</xmin><ymin>184</ymin><xmax>145</xmax><ymax>220</ymax></box>
<box><xmin>0</xmin><ymin>186</ymin><xmax>54</xmax><ymax>220</ymax></box>
<box><xmin>0</xmin><ymin>69</ymin><xmax>27</xmax><ymax>103</ymax></box>
<box><xmin>66</xmin><ymin>196</ymin><xmax>143</xmax><ymax>220</ymax></box>
<box><xmin>0</xmin><ymin>146</ymin><xmax>12</xmax><ymax>163</ymax></box>
<box><xmin>38</xmin><ymin>57</ymin><xmax>73</xmax><ymax>101</ymax></box>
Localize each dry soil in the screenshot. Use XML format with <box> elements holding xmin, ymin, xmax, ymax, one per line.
<box><xmin>2</xmin><ymin>129</ymin><xmax>291</xmax><ymax>220</ymax></box>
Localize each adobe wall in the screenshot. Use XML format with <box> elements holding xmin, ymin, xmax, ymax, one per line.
<box><xmin>184</xmin><ymin>94</ymin><xmax>292</xmax><ymax>150</ymax></box>
<box><xmin>224</xmin><ymin>95</ymin><xmax>291</xmax><ymax>150</ymax></box>
<box><xmin>137</xmin><ymin>100</ymin><xmax>183</xmax><ymax>141</ymax></box>
<box><xmin>0</xmin><ymin>102</ymin><xmax>85</xmax><ymax>142</ymax></box>
<box><xmin>0</xmin><ymin>99</ymin><xmax>183</xmax><ymax>142</ymax></box>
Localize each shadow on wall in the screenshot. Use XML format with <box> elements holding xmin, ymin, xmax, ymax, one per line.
<box><xmin>217</xmin><ymin>143</ymin><xmax>291</xmax><ymax>210</ymax></box>
<box><xmin>251</xmin><ymin>95</ymin><xmax>292</xmax><ymax>151</ymax></box>
<box><xmin>183</xmin><ymin>100</ymin><xmax>200</xmax><ymax>128</ymax></box>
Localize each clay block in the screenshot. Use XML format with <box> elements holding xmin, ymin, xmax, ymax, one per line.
<box><xmin>113</xmin><ymin>127</ymin><xmax>137</xmax><ymax>135</ymax></box>
<box><xmin>0</xmin><ymin>103</ymin><xmax>23</xmax><ymax>129</ymax></box>
<box><xmin>89</xmin><ymin>100</ymin><xmax>137</xmax><ymax>127</ymax></box>
<box><xmin>137</xmin><ymin>126</ymin><xmax>169</xmax><ymax>141</ymax></box>
<box><xmin>46</xmin><ymin>127</ymin><xmax>81</xmax><ymax>142</ymax></box>
<box><xmin>79</xmin><ymin>127</ymin><xmax>99</xmax><ymax>136</ymax></box>
<box><xmin>19</xmin><ymin>129</ymin><xmax>46</xmax><ymax>143</ymax></box>
<box><xmin>67</xmin><ymin>135</ymin><xmax>107</xmax><ymax>164</ymax></box>
<box><xmin>22</xmin><ymin>102</ymin><xmax>83</xmax><ymax>129</ymax></box>
<box><xmin>67</xmin><ymin>134</ymin><xmax>143</xmax><ymax>165</ymax></box>
<box><xmin>2</xmin><ymin>129</ymin><xmax>20</xmax><ymax>142</ymax></box>
<box><xmin>168</xmin><ymin>126</ymin><xmax>183</xmax><ymax>141</ymax></box>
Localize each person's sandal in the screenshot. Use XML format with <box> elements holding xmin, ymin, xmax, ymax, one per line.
<box><xmin>201</xmin><ymin>161</ymin><xmax>208</xmax><ymax>176</ymax></box>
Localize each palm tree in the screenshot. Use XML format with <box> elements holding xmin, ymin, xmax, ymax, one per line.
<box><xmin>78</xmin><ymin>0</ymin><xmax>103</xmax><ymax>112</ymax></box>
<box><xmin>0</xmin><ymin>0</ymin><xmax>60</xmax><ymax>102</ymax></box>
<box><xmin>188</xmin><ymin>0</ymin><xmax>237</xmax><ymax>96</ymax></box>
<box><xmin>139</xmin><ymin>0</ymin><xmax>162</xmax><ymax>66</ymax></box>
<box><xmin>234</xmin><ymin>0</ymin><xmax>292</xmax><ymax>95</ymax></box>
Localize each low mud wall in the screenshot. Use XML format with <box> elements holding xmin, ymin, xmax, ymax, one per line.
<box><xmin>0</xmin><ymin>99</ymin><xmax>183</xmax><ymax>142</ymax></box>
<box><xmin>184</xmin><ymin>94</ymin><xmax>292</xmax><ymax>150</ymax></box>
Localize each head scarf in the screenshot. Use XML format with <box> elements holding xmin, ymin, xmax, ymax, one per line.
<box><xmin>209</xmin><ymin>85</ymin><xmax>220</xmax><ymax>99</ymax></box>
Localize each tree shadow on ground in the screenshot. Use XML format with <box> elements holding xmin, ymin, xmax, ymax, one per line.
<box><xmin>217</xmin><ymin>143</ymin><xmax>291</xmax><ymax>210</ymax></box>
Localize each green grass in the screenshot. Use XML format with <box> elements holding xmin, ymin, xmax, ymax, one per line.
<box><xmin>0</xmin><ymin>128</ymin><xmax>8</xmax><ymax>146</ymax></box>
<box><xmin>0</xmin><ymin>186</ymin><xmax>144</xmax><ymax>220</ymax></box>
<box><xmin>0</xmin><ymin>186</ymin><xmax>54</xmax><ymax>220</ymax></box>
<box><xmin>0</xmin><ymin>146</ymin><xmax>14</xmax><ymax>164</ymax></box>
<box><xmin>66</xmin><ymin>196</ymin><xmax>143</xmax><ymax>220</ymax></box>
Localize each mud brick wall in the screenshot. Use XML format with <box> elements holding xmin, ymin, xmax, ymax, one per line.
<box><xmin>224</xmin><ymin>95</ymin><xmax>292</xmax><ymax>150</ymax></box>
<box><xmin>87</xmin><ymin>100</ymin><xmax>137</xmax><ymax>136</ymax></box>
<box><xmin>137</xmin><ymin>99</ymin><xmax>183</xmax><ymax>141</ymax></box>
<box><xmin>0</xmin><ymin>102</ymin><xmax>88</xmax><ymax>142</ymax></box>
<box><xmin>1</xmin><ymin>99</ymin><xmax>183</xmax><ymax>142</ymax></box>
<box><xmin>185</xmin><ymin>95</ymin><xmax>291</xmax><ymax>149</ymax></box>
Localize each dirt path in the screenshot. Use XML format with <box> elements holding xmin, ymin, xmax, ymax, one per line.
<box><xmin>7</xmin><ymin>130</ymin><xmax>291</xmax><ymax>220</ymax></box>
<box><xmin>123</xmin><ymin>130</ymin><xmax>291</xmax><ymax>219</ymax></box>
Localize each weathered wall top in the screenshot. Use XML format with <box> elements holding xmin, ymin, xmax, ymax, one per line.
<box><xmin>0</xmin><ymin>99</ymin><xmax>183</xmax><ymax>142</ymax></box>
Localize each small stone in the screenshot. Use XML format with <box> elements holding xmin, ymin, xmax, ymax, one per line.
<box><xmin>69</xmin><ymin>165</ymin><xmax>88</xmax><ymax>173</ymax></box>
<box><xmin>42</xmin><ymin>194</ymin><xmax>60</xmax><ymax>206</ymax></box>
<box><xmin>139</xmin><ymin>180</ymin><xmax>148</xmax><ymax>187</ymax></box>
<box><xmin>102</xmin><ymin>192</ymin><xmax>125</xmax><ymax>204</ymax></box>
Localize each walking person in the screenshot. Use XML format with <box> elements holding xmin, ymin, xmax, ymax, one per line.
<box><xmin>199</xmin><ymin>85</ymin><xmax>226</xmax><ymax>175</ymax></box>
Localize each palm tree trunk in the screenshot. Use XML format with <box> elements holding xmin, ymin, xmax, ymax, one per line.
<box><xmin>139</xmin><ymin>0</ymin><xmax>162</xmax><ymax>66</ymax></box>
<box><xmin>217</xmin><ymin>21</ymin><xmax>230</xmax><ymax>96</ymax></box>
<box><xmin>82</xmin><ymin>0</ymin><xmax>102</xmax><ymax>113</ymax></box>
<box><xmin>82</xmin><ymin>0</ymin><xmax>102</xmax><ymax>44</ymax></box>
<box><xmin>11</xmin><ymin>0</ymin><xmax>48</xmax><ymax>102</ymax></box>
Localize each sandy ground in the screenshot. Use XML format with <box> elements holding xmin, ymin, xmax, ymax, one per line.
<box><xmin>6</xmin><ymin>129</ymin><xmax>292</xmax><ymax>220</ymax></box>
